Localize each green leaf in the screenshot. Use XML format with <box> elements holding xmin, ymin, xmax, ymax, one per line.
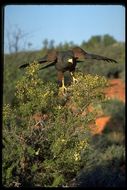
<box><xmin>52</xmin><ymin>174</ymin><xmax>65</xmax><ymax>187</ymax></box>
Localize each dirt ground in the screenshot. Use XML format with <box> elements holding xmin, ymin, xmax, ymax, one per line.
<box><xmin>104</xmin><ymin>79</ymin><xmax>125</xmax><ymax>103</ymax></box>
<box><xmin>92</xmin><ymin>79</ymin><xmax>125</xmax><ymax>134</ymax></box>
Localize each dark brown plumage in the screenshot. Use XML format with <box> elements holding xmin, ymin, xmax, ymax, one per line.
<box><xmin>19</xmin><ymin>47</ymin><xmax>117</xmax><ymax>93</ymax></box>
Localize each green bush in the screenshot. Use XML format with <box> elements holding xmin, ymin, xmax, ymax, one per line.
<box><xmin>101</xmin><ymin>99</ymin><xmax>125</xmax><ymax>134</ymax></box>
<box><xmin>76</xmin><ymin>144</ymin><xmax>125</xmax><ymax>187</ymax></box>
<box><xmin>3</xmin><ymin>37</ymin><xmax>125</xmax><ymax>187</ymax></box>
<box><xmin>74</xmin><ymin>116</ymin><xmax>125</xmax><ymax>187</ymax></box>
<box><xmin>68</xmin><ymin>73</ymin><xmax>107</xmax><ymax>109</ymax></box>
<box><xmin>72</xmin><ymin>99</ymin><xmax>125</xmax><ymax>187</ymax></box>
<box><xmin>15</xmin><ymin>62</ymin><xmax>58</xmax><ymax>116</ymax></box>
<box><xmin>2</xmin><ymin>63</ymin><xmax>116</xmax><ymax>187</ymax></box>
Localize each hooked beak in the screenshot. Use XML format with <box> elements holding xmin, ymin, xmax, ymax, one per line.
<box><xmin>68</xmin><ymin>58</ymin><xmax>73</xmax><ymax>64</ymax></box>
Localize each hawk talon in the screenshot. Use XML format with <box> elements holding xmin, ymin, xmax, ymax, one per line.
<box><xmin>72</xmin><ymin>77</ymin><xmax>78</xmax><ymax>84</ymax></box>
<box><xmin>70</xmin><ymin>72</ymin><xmax>78</xmax><ymax>84</ymax></box>
<box><xmin>59</xmin><ymin>86</ymin><xmax>67</xmax><ymax>95</ymax></box>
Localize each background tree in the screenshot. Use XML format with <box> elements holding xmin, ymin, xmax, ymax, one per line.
<box><xmin>42</xmin><ymin>38</ymin><xmax>49</xmax><ymax>50</ymax></box>
<box><xmin>103</xmin><ymin>34</ymin><xmax>117</xmax><ymax>46</ymax></box>
<box><xmin>49</xmin><ymin>39</ymin><xmax>55</xmax><ymax>49</ymax></box>
<box><xmin>6</xmin><ymin>25</ymin><xmax>29</xmax><ymax>53</ymax></box>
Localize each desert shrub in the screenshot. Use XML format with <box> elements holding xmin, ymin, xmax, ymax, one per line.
<box><xmin>73</xmin><ymin>95</ymin><xmax>126</xmax><ymax>187</ymax></box>
<box><xmin>82</xmin><ymin>61</ymin><xmax>123</xmax><ymax>79</ymax></box>
<box><xmin>101</xmin><ymin>99</ymin><xmax>125</xmax><ymax>133</ymax></box>
<box><xmin>68</xmin><ymin>72</ymin><xmax>107</xmax><ymax>110</ymax></box>
<box><xmin>3</xmin><ymin>63</ymin><xmax>109</xmax><ymax>187</ymax></box>
<box><xmin>102</xmin><ymin>99</ymin><xmax>125</xmax><ymax>120</ymax></box>
<box><xmin>15</xmin><ymin>62</ymin><xmax>58</xmax><ymax>115</ymax></box>
<box><xmin>77</xmin><ymin>144</ymin><xmax>125</xmax><ymax>187</ymax></box>
<box><xmin>75</xmin><ymin>130</ymin><xmax>125</xmax><ymax>187</ymax></box>
<box><xmin>120</xmin><ymin>70</ymin><xmax>125</xmax><ymax>82</ymax></box>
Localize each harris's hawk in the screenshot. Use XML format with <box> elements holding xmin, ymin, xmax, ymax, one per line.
<box><xmin>19</xmin><ymin>47</ymin><xmax>117</xmax><ymax>93</ymax></box>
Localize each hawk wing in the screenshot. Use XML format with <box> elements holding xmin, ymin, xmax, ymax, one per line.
<box><xmin>37</xmin><ymin>49</ymin><xmax>57</xmax><ymax>63</ymax></box>
<box><xmin>19</xmin><ymin>50</ymin><xmax>57</xmax><ymax>69</ymax></box>
<box><xmin>72</xmin><ymin>47</ymin><xmax>117</xmax><ymax>63</ymax></box>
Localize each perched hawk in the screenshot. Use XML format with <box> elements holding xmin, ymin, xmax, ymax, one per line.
<box><xmin>19</xmin><ymin>47</ymin><xmax>117</xmax><ymax>93</ymax></box>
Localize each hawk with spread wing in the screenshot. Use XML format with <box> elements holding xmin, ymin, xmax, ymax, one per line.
<box><xmin>19</xmin><ymin>47</ymin><xmax>117</xmax><ymax>93</ymax></box>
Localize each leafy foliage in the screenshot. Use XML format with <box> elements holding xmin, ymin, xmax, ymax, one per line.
<box><xmin>15</xmin><ymin>62</ymin><xmax>57</xmax><ymax>116</ymax></box>
<box><xmin>70</xmin><ymin>98</ymin><xmax>125</xmax><ymax>187</ymax></box>
<box><xmin>3</xmin><ymin>63</ymin><xmax>108</xmax><ymax>187</ymax></box>
<box><xmin>3</xmin><ymin>35</ymin><xmax>125</xmax><ymax>187</ymax></box>
<box><xmin>68</xmin><ymin>73</ymin><xmax>107</xmax><ymax>109</ymax></box>
<box><xmin>76</xmin><ymin>145</ymin><xmax>125</xmax><ymax>187</ymax></box>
